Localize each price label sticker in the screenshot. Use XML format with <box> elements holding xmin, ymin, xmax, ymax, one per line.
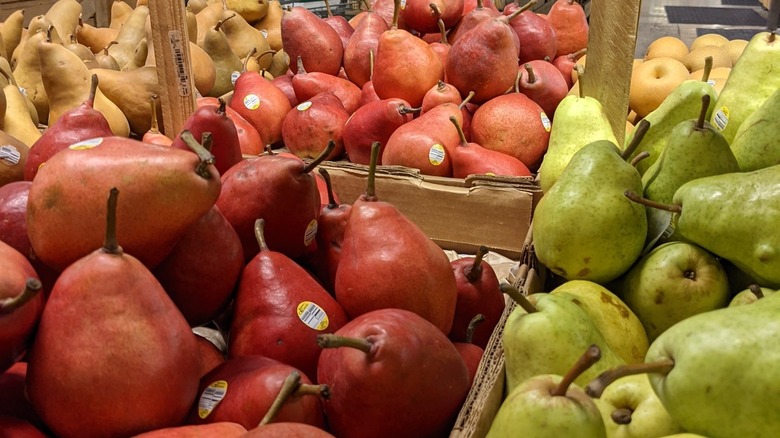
<box><xmin>540</xmin><ymin>112</ymin><xmax>552</xmax><ymax>132</ymax></box>
<box><xmin>231</xmin><ymin>71</ymin><xmax>240</xmax><ymax>86</ymax></box>
<box><xmin>297</xmin><ymin>101</ymin><xmax>313</xmax><ymax>111</ymax></box>
<box><xmin>260</xmin><ymin>29</ymin><xmax>268</xmax><ymax>38</ymax></box>
<box><xmin>713</xmin><ymin>106</ymin><xmax>729</xmax><ymax>131</ymax></box>
<box><xmin>69</xmin><ymin>138</ymin><xmax>103</xmax><ymax>150</ymax></box>
<box><xmin>429</xmin><ymin>144</ymin><xmax>445</xmax><ymax>166</ymax></box>
<box><xmin>197</xmin><ymin>380</ymin><xmax>228</xmax><ymax>419</ymax></box>
<box><xmin>0</xmin><ymin>145</ymin><xmax>21</xmax><ymax>166</ymax></box>
<box><xmin>297</xmin><ymin>301</ymin><xmax>329</xmax><ymax>331</ymax></box>
<box><xmin>304</xmin><ymin>219</ymin><xmax>318</xmax><ymax>246</ymax></box>
<box><xmin>244</xmin><ymin>94</ymin><xmax>261</xmax><ymax>110</ymax></box>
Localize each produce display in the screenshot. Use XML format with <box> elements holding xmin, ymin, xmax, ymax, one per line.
<box><xmin>0</xmin><ymin>0</ymin><xmax>779</xmax><ymax>436</ymax></box>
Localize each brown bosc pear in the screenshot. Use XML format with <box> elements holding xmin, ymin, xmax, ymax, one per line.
<box><xmin>203</xmin><ymin>14</ymin><xmax>244</xmax><ymax>98</ymax></box>
<box><xmin>1</xmin><ymin>9</ymin><xmax>25</xmax><ymax>59</ymax></box>
<box><xmin>195</xmin><ymin>1</ymin><xmax>223</xmax><ymax>46</ymax></box>
<box><xmin>267</xmin><ymin>49</ymin><xmax>289</xmax><ymax>78</ymax></box>
<box><xmin>186</xmin><ymin>6</ymin><xmax>198</xmax><ymax>43</ymax></box>
<box><xmin>281</xmin><ymin>7</ymin><xmax>344</xmax><ymax>76</ymax></box>
<box><xmin>121</xmin><ymin>38</ymin><xmax>149</xmax><ymax>71</ymax></box>
<box><xmin>1</xmin><ymin>74</ymin><xmax>41</xmax><ymax>147</ymax></box>
<box><xmin>343</xmin><ymin>11</ymin><xmax>388</xmax><ymax>88</ymax></box>
<box><xmin>39</xmin><ymin>36</ymin><xmax>130</xmax><ymax>137</ymax></box>
<box><xmin>64</xmin><ymin>34</ymin><xmax>100</xmax><ymax>70</ymax></box>
<box><xmin>219</xmin><ymin>6</ymin><xmax>272</xmax><ymax>62</ymax></box>
<box><xmin>372</xmin><ymin>0</ymin><xmax>444</xmax><ymax>107</ymax></box>
<box><xmin>253</xmin><ymin>0</ymin><xmax>284</xmax><ymax>51</ymax></box>
<box><xmin>26</xmin><ymin>187</ymin><xmax>202</xmax><ymax>438</ymax></box>
<box><xmin>335</xmin><ymin>143</ymin><xmax>459</xmax><ymax>333</ymax></box>
<box><xmin>188</xmin><ymin>0</ymin><xmax>209</xmax><ymax>13</ymax></box>
<box><xmin>76</xmin><ymin>22</ymin><xmax>119</xmax><ymax>54</ymax></box>
<box><xmin>107</xmin><ymin>4</ymin><xmax>149</xmax><ymax>70</ymax></box>
<box><xmin>445</xmin><ymin>5</ymin><xmax>526</xmax><ymax>104</ymax></box>
<box><xmin>109</xmin><ymin>0</ymin><xmax>134</xmax><ymax>30</ymax></box>
<box><xmin>11</xmin><ymin>16</ymin><xmax>62</xmax><ymax>70</ymax></box>
<box><xmin>0</xmin><ymin>130</ymin><xmax>30</xmax><ymax>186</ymax></box>
<box><xmin>91</xmin><ymin>66</ymin><xmax>161</xmax><ymax>136</ymax></box>
<box><xmin>95</xmin><ymin>41</ymin><xmax>121</xmax><ymax>70</ymax></box>
<box><xmin>43</xmin><ymin>0</ymin><xmax>82</xmax><ymax>46</ymax></box>
<box><xmin>11</xmin><ymin>29</ymin><xmax>49</xmax><ymax>125</ymax></box>
<box><xmin>27</xmin><ymin>132</ymin><xmax>222</xmax><ymax>271</ymax></box>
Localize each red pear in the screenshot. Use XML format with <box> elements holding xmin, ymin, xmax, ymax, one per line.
<box><xmin>373</xmin><ymin>0</ymin><xmax>444</xmax><ymax>107</ymax></box>
<box><xmin>421</xmin><ymin>80</ymin><xmax>462</xmax><ymax>114</ymax></box>
<box><xmin>548</xmin><ymin>0</ymin><xmax>589</xmax><ymax>57</ymax></box>
<box><xmin>335</xmin><ymin>145</ymin><xmax>458</xmax><ymax>332</ymax></box>
<box><xmin>517</xmin><ymin>60</ymin><xmax>569</xmax><ymax>118</ymax></box>
<box><xmin>133</xmin><ymin>423</ymin><xmax>247</xmax><ymax>438</ymax></box>
<box><xmin>27</xmin><ymin>133</ymin><xmax>221</xmax><ymax>271</ymax></box>
<box><xmin>370</xmin><ymin>0</ymin><xmax>408</xmax><ymax>29</ymax></box>
<box><xmin>245</xmin><ymin>423</ymin><xmax>335</xmax><ymax>437</ymax></box>
<box><xmin>552</xmin><ymin>47</ymin><xmax>587</xmax><ymax>89</ymax></box>
<box><xmin>23</xmin><ymin>75</ymin><xmax>113</xmax><ymax>181</ymax></box>
<box><xmin>291</xmin><ymin>57</ymin><xmax>362</xmax><ymax>114</ymax></box>
<box><xmin>27</xmin><ymin>188</ymin><xmax>201</xmax><ymax>438</ymax></box>
<box><xmin>447</xmin><ymin>0</ymin><xmax>501</xmax><ymax>44</ymax></box>
<box><xmin>448</xmin><ymin>115</ymin><xmax>531</xmax><ymax>178</ymax></box>
<box><xmin>228</xmin><ymin>219</ymin><xmax>348</xmax><ymax>381</ymax></box>
<box><xmin>193</xmin><ymin>329</ymin><xmax>227</xmax><ymax>379</ymax></box>
<box><xmin>343</xmin><ymin>98</ymin><xmax>418</xmax><ymax>165</ymax></box>
<box><xmin>322</xmin><ymin>0</ymin><xmax>354</xmax><ymax>51</ymax></box>
<box><xmin>316</xmin><ymin>308</ymin><xmax>470</xmax><ymax>438</ymax></box>
<box><xmin>282</xmin><ymin>94</ymin><xmax>349</xmax><ymax>161</ymax></box>
<box><xmin>453</xmin><ymin>314</ymin><xmax>487</xmax><ymax>386</ymax></box>
<box><xmin>171</xmin><ymin>99</ymin><xmax>243</xmax><ymax>176</ymax></box>
<box><xmin>0</xmin><ymin>362</ymin><xmax>43</xmax><ymax>427</ymax></box>
<box><xmin>0</xmin><ymin>416</ymin><xmax>47</xmax><ymax>438</ymax></box>
<box><xmin>197</xmin><ymin>97</ymin><xmax>264</xmax><ymax>156</ymax></box>
<box><xmin>343</xmin><ymin>13</ymin><xmax>388</xmax><ymax>88</ymax></box>
<box><xmin>142</xmin><ymin>94</ymin><xmax>173</xmax><ymax>146</ymax></box>
<box><xmin>282</xmin><ymin>7</ymin><xmax>343</xmax><ymax>76</ymax></box>
<box><xmin>312</xmin><ymin>168</ymin><xmax>352</xmax><ymax>292</ymax></box>
<box><xmin>402</xmin><ymin>0</ymin><xmax>464</xmax><ymax>34</ymax></box>
<box><xmin>429</xmin><ymin>18</ymin><xmax>452</xmax><ymax>68</ymax></box>
<box><xmin>229</xmin><ymin>70</ymin><xmax>292</xmax><ymax>147</ymax></box>
<box><xmin>506</xmin><ymin>5</ymin><xmax>559</xmax><ymax>64</ymax></box>
<box><xmin>359</xmin><ymin>78</ymin><xmax>381</xmax><ymax>106</ymax></box>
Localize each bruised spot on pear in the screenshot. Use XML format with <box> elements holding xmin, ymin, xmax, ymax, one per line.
<box><xmin>755</xmin><ymin>244</ymin><xmax>776</xmax><ymax>263</ymax></box>
<box><xmin>599</xmin><ymin>291</ymin><xmax>630</xmax><ymax>319</ymax></box>
<box><xmin>577</xmin><ymin>267</ymin><xmax>590</xmax><ymax>277</ymax></box>
<box><xmin>42</xmin><ymin>184</ymin><xmax>64</xmax><ymax>210</ymax></box>
<box><xmin>654</xmin><ymin>290</ymin><xmax>664</xmax><ymax>305</ymax></box>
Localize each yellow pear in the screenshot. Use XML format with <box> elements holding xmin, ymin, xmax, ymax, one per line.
<box><xmin>723</xmin><ymin>39</ymin><xmax>748</xmax><ymax>65</ymax></box>
<box><xmin>2</xmin><ymin>82</ymin><xmax>41</xmax><ymax>147</ymax></box>
<box><xmin>195</xmin><ymin>3</ymin><xmax>224</xmax><ymax>47</ymax></box>
<box><xmin>108</xmin><ymin>5</ymin><xmax>150</xmax><ymax>70</ymax></box>
<box><xmin>44</xmin><ymin>0</ymin><xmax>82</xmax><ymax>46</ymax></box>
<box><xmin>95</xmin><ymin>41</ymin><xmax>121</xmax><ymax>70</ymax></box>
<box><xmin>227</xmin><ymin>0</ymin><xmax>270</xmax><ymax>23</ymax></box>
<box><xmin>38</xmin><ymin>34</ymin><xmax>130</xmax><ymax>137</ymax></box>
<box><xmin>629</xmin><ymin>56</ymin><xmax>689</xmax><ymax>118</ymax></box>
<box><xmin>690</xmin><ymin>33</ymin><xmax>728</xmax><ymax>51</ymax></box>
<box><xmin>683</xmin><ymin>45</ymin><xmax>731</xmax><ymax>72</ymax></box>
<box><xmin>0</xmin><ymin>9</ymin><xmax>25</xmax><ymax>60</ymax></box>
<box><xmin>0</xmin><ymin>129</ymin><xmax>29</xmax><ymax>186</ymax></box>
<box><xmin>146</xmin><ymin>38</ymin><xmax>216</xmax><ymax>98</ymax></box>
<box><xmin>109</xmin><ymin>0</ymin><xmax>135</xmax><ymax>30</ymax></box>
<box><xmin>253</xmin><ymin>0</ymin><xmax>282</xmax><ymax>51</ymax></box>
<box><xmin>122</xmin><ymin>38</ymin><xmax>149</xmax><ymax>71</ymax></box>
<box><xmin>203</xmin><ymin>15</ymin><xmax>244</xmax><ymax>97</ymax></box>
<box><xmin>189</xmin><ymin>0</ymin><xmax>209</xmax><ymax>13</ymax></box>
<box><xmin>91</xmin><ymin>66</ymin><xmax>161</xmax><ymax>135</ymax></box>
<box><xmin>186</xmin><ymin>6</ymin><xmax>198</xmax><ymax>43</ymax></box>
<box><xmin>77</xmin><ymin>23</ymin><xmax>119</xmax><ymax>54</ymax></box>
<box><xmin>644</xmin><ymin>36</ymin><xmax>689</xmax><ymax>63</ymax></box>
<box><xmin>267</xmin><ymin>49</ymin><xmax>288</xmax><ymax>78</ymax></box>
<box><xmin>12</xmin><ymin>29</ymin><xmax>50</xmax><ymax>124</ymax></box>
<box><xmin>12</xmin><ymin>16</ymin><xmax>61</xmax><ymax>70</ymax></box>
<box><xmin>689</xmin><ymin>66</ymin><xmax>730</xmax><ymax>81</ymax></box>
<box><xmin>64</xmin><ymin>34</ymin><xmax>100</xmax><ymax>69</ymax></box>
<box><xmin>0</xmin><ymin>33</ymin><xmax>7</xmax><ymax>60</ymax></box>
<box><xmin>219</xmin><ymin>8</ymin><xmax>271</xmax><ymax>62</ymax></box>
<box><xmin>0</xmin><ymin>58</ymin><xmax>12</xmax><ymax>88</ymax></box>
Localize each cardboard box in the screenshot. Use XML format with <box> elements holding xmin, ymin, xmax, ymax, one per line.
<box><xmin>318</xmin><ymin>161</ymin><xmax>542</xmax><ymax>260</ymax></box>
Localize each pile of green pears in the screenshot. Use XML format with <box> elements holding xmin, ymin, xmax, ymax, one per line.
<box><xmin>488</xmin><ymin>31</ymin><xmax>780</xmax><ymax>438</ymax></box>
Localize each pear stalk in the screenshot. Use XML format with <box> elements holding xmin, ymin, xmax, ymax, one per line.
<box><xmin>102</xmin><ymin>188</ymin><xmax>123</xmax><ymax>255</ymax></box>
<box><xmin>301</xmin><ymin>140</ymin><xmax>336</xmax><ymax>174</ymax></box>
<box><xmin>621</xmin><ymin>119</ymin><xmax>650</xmax><ymax>161</ymax></box>
<box><xmin>369</xmin><ymin>49</ymin><xmax>375</xmax><ymax>81</ymax></box>
<box><xmin>459</xmin><ymin>91</ymin><xmax>476</xmax><ymax>109</ymax></box>
<box><xmin>0</xmin><ymin>278</ymin><xmax>43</xmax><ymax>315</ymax></box>
<box><xmin>149</xmin><ymin>94</ymin><xmax>161</xmax><ymax>134</ymax></box>
<box><xmin>695</xmin><ymin>94</ymin><xmax>710</xmax><ymax>131</ymax></box>
<box><xmin>317</xmin><ymin>334</ymin><xmax>374</xmax><ymax>354</ymax></box>
<box><xmin>318</xmin><ymin>168</ymin><xmax>339</xmax><ymax>209</ymax></box>
<box><xmin>585</xmin><ymin>359</ymin><xmax>675</xmax><ymax>398</ymax></box>
<box><xmin>465</xmin><ymin>245</ymin><xmax>488</xmax><ymax>282</ymax></box>
<box><xmin>749</xmin><ymin>284</ymin><xmax>764</xmax><ymax>299</ymax></box>
<box><xmin>102</xmin><ymin>40</ymin><xmax>119</xmax><ymax>55</ymax></box>
<box><xmin>464</xmin><ymin>314</ymin><xmax>486</xmax><ymax>344</ymax></box>
<box><xmin>214</xmin><ymin>13</ymin><xmax>236</xmax><ymax>32</ymax></box>
<box><xmin>430</xmin><ymin>3</ymin><xmax>442</xmax><ymax>16</ymax></box>
<box><xmin>551</xmin><ymin>344</ymin><xmax>601</xmax><ymax>397</ymax></box>
<box><xmin>629</xmin><ymin>151</ymin><xmax>650</xmax><ymax>168</ymax></box>
<box><xmin>624</xmin><ymin>190</ymin><xmax>682</xmax><ymax>213</ymax></box>
<box><xmin>500</xmin><ymin>283</ymin><xmax>538</xmax><ymax>314</ymax></box>
<box><xmin>700</xmin><ymin>56</ymin><xmax>713</xmax><ymax>84</ymax></box>
<box><xmin>296</xmin><ymin>55</ymin><xmax>307</xmax><ymax>75</ymax></box>
<box><xmin>449</xmin><ymin>115</ymin><xmax>469</xmax><ymax>147</ymax></box>
<box><xmin>179</xmin><ymin>130</ymin><xmax>216</xmax><ymax>179</ymax></box>
<box><xmin>323</xmin><ymin>0</ymin><xmax>334</xmax><ymax>17</ymax></box>
<box><xmin>200</xmin><ymin>132</ymin><xmax>213</xmax><ymax>153</ymax></box>
<box><xmin>254</xmin><ymin>218</ymin><xmax>269</xmax><ymax>251</ymax></box>
<box><xmin>524</xmin><ymin>64</ymin><xmax>536</xmax><ymax>84</ymax></box>
<box><xmin>398</xmin><ymin>105</ymin><xmax>421</xmax><ymax>115</ymax></box>
<box><xmin>243</xmin><ymin>47</ymin><xmax>258</xmax><ymax>72</ymax></box>
<box><xmin>363</xmin><ymin>141</ymin><xmax>382</xmax><ymax>201</ymax></box>
<box><xmin>258</xmin><ymin>371</ymin><xmax>301</xmax><ymax>426</ymax></box>
<box><xmin>437</xmin><ymin>19</ymin><xmax>448</xmax><ymax>44</ymax></box>
<box><xmin>507</xmin><ymin>0</ymin><xmax>536</xmax><ymax>20</ymax></box>
<box><xmin>391</xmin><ymin>0</ymin><xmax>401</xmax><ymax>30</ymax></box>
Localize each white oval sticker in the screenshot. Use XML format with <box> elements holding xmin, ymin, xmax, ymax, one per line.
<box><xmin>297</xmin><ymin>101</ymin><xmax>313</xmax><ymax>111</ymax></box>
<box><xmin>297</xmin><ymin>301</ymin><xmax>329</xmax><ymax>331</ymax></box>
<box><xmin>243</xmin><ymin>94</ymin><xmax>261</xmax><ymax>110</ymax></box>
<box><xmin>429</xmin><ymin>144</ymin><xmax>445</xmax><ymax>166</ymax></box>
<box><xmin>197</xmin><ymin>380</ymin><xmax>228</xmax><ymax>419</ymax></box>
<box><xmin>69</xmin><ymin>137</ymin><xmax>103</xmax><ymax>150</ymax></box>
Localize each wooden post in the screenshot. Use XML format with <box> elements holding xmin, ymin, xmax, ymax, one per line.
<box><xmin>579</xmin><ymin>0</ymin><xmax>642</xmax><ymax>146</ymax></box>
<box><xmin>148</xmin><ymin>0</ymin><xmax>196</xmax><ymax>136</ymax></box>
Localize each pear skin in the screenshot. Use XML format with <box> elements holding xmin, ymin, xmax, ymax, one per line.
<box><xmin>0</xmin><ymin>9</ymin><xmax>25</xmax><ymax>59</ymax></box>
<box><xmin>109</xmin><ymin>0</ymin><xmax>134</xmax><ymax>30</ymax></box>
<box><xmin>76</xmin><ymin>23</ymin><xmax>119</xmax><ymax>54</ymax></box>
<box><xmin>12</xmin><ymin>30</ymin><xmax>49</xmax><ymax>124</ymax></box>
<box><xmin>730</xmin><ymin>89</ymin><xmax>780</xmax><ymax>172</ymax></box>
<box><xmin>2</xmin><ymin>84</ymin><xmax>41</xmax><ymax>147</ymax></box>
<box><xmin>219</xmin><ymin>8</ymin><xmax>271</xmax><ymax>61</ymax></box>
<box><xmin>108</xmin><ymin>5</ymin><xmax>150</xmax><ymax>70</ymax></box>
<box><xmin>203</xmin><ymin>16</ymin><xmax>244</xmax><ymax>98</ymax></box>
<box><xmin>91</xmin><ymin>67</ymin><xmax>161</xmax><ymax>136</ymax></box>
<box><xmin>253</xmin><ymin>0</ymin><xmax>283</xmax><ymax>51</ymax></box>
<box><xmin>44</xmin><ymin>0</ymin><xmax>82</xmax><ymax>44</ymax></box>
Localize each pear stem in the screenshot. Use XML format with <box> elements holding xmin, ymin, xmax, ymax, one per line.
<box><xmin>477</xmin><ymin>0</ymin><xmax>484</xmax><ymax>9</ymax></box>
<box><xmin>318</xmin><ymin>168</ymin><xmax>339</xmax><ymax>209</ymax></box>
<box><xmin>585</xmin><ymin>359</ymin><xmax>675</xmax><ymax>398</ymax></box>
<box><xmin>296</xmin><ymin>383</ymin><xmax>331</xmax><ymax>398</ymax></box>
<box><xmin>459</xmin><ymin>91</ymin><xmax>475</xmax><ymax>109</ymax></box>
<box><xmin>179</xmin><ymin>130</ymin><xmax>216</xmax><ymax>179</ymax></box>
<box><xmin>611</xmin><ymin>408</ymin><xmax>633</xmax><ymax>425</ymax></box>
<box><xmin>464</xmin><ymin>314</ymin><xmax>486</xmax><ymax>344</ymax></box>
<box><xmin>437</xmin><ymin>80</ymin><xmax>446</xmax><ymax>91</ymax></box>
<box><xmin>243</xmin><ymin>47</ymin><xmax>258</xmax><ymax>73</ymax></box>
<box><xmin>258</xmin><ymin>371</ymin><xmax>302</xmax><ymax>426</ymax></box>
<box><xmin>700</xmin><ymin>56</ymin><xmax>713</xmax><ymax>84</ymax></box>
<box><xmin>524</xmin><ymin>64</ymin><xmax>536</xmax><ymax>84</ymax></box>
<box><xmin>398</xmin><ymin>105</ymin><xmax>421</xmax><ymax>115</ymax></box>
<box><xmin>361</xmin><ymin>0</ymin><xmax>372</xmax><ymax>11</ymax></box>
<box><xmin>302</xmin><ymin>140</ymin><xmax>336</xmax><ymax>174</ymax></box>
<box><xmin>0</xmin><ymin>278</ymin><xmax>42</xmax><ymax>315</ymax></box>
<box><xmin>102</xmin><ymin>40</ymin><xmax>118</xmax><ymax>55</ymax></box>
<box><xmin>507</xmin><ymin>0</ymin><xmax>535</xmax><ymax>20</ymax></box>
<box><xmin>149</xmin><ymin>94</ymin><xmax>161</xmax><ymax>134</ymax></box>
<box><xmin>430</xmin><ymin>3</ymin><xmax>442</xmax><ymax>16</ymax></box>
<box><xmin>500</xmin><ymin>283</ymin><xmax>537</xmax><ymax>313</ymax></box>
<box><xmin>296</xmin><ymin>55</ymin><xmax>306</xmax><ymax>75</ymax></box>
<box><xmin>464</xmin><ymin>245</ymin><xmax>488</xmax><ymax>282</ymax></box>
<box><xmin>256</xmin><ymin>49</ymin><xmax>276</xmax><ymax>63</ymax></box>
<box><xmin>514</xmin><ymin>70</ymin><xmax>522</xmax><ymax>93</ymax></box>
<box><xmin>363</xmin><ymin>141</ymin><xmax>381</xmax><ymax>201</ymax></box>
<box><xmin>324</xmin><ymin>0</ymin><xmax>334</xmax><ymax>17</ymax></box>
<box><xmin>87</xmin><ymin>74</ymin><xmax>99</xmax><ymax>107</ymax></box>
<box><xmin>624</xmin><ymin>190</ymin><xmax>682</xmax><ymax>213</ymax></box>
<box><xmin>437</xmin><ymin>18</ymin><xmax>448</xmax><ymax>44</ymax></box>
<box><xmin>574</xmin><ymin>65</ymin><xmax>585</xmax><ymax>98</ymax></box>
<box><xmin>629</xmin><ymin>151</ymin><xmax>650</xmax><ymax>168</ymax></box>
<box><xmin>551</xmin><ymin>345</ymin><xmax>601</xmax><ymax>397</ymax></box>
<box><xmin>102</xmin><ymin>187</ymin><xmax>123</xmax><ymax>255</ymax></box>
<box><xmin>449</xmin><ymin>115</ymin><xmax>469</xmax><ymax>147</ymax></box>
<box><xmin>770</xmin><ymin>33</ymin><xmax>776</xmax><ymax>43</ymax></box>
<box><xmin>570</xmin><ymin>47</ymin><xmax>587</xmax><ymax>60</ymax></box>
<box><xmin>317</xmin><ymin>334</ymin><xmax>374</xmax><ymax>355</ymax></box>
<box><xmin>369</xmin><ymin>49</ymin><xmax>375</xmax><ymax>81</ymax></box>
<box><xmin>254</xmin><ymin>218</ymin><xmax>269</xmax><ymax>251</ymax></box>
<box><xmin>200</xmin><ymin>132</ymin><xmax>213</xmax><ymax>153</ymax></box>
<box><xmin>620</xmin><ymin>119</ymin><xmax>650</xmax><ymax>161</ymax></box>
<box><xmin>216</xmin><ymin>97</ymin><xmax>227</xmax><ymax>115</ymax></box>
<box><xmin>214</xmin><ymin>13</ymin><xmax>236</xmax><ymax>32</ymax></box>
<box><xmin>696</xmin><ymin>94</ymin><xmax>710</xmax><ymax>131</ymax></box>
<box><xmin>749</xmin><ymin>284</ymin><xmax>764</xmax><ymax>299</ymax></box>
<box><xmin>391</xmin><ymin>0</ymin><xmax>401</xmax><ymax>30</ymax></box>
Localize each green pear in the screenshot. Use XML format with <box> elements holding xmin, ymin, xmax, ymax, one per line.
<box><xmin>538</xmin><ymin>94</ymin><xmax>617</xmax><ymax>192</ymax></box>
<box><xmin>658</xmin><ymin>435</ymin><xmax>708</xmax><ymax>438</ymax></box>
<box><xmin>642</xmin><ymin>94</ymin><xmax>739</xmax><ymax>205</ymax></box>
<box><xmin>549</xmin><ymin>280</ymin><xmax>649</xmax><ymax>364</ymax></box>
<box><xmin>625</xmin><ymin>58</ymin><xmax>717</xmax><ymax>175</ymax></box>
<box><xmin>487</xmin><ymin>345</ymin><xmax>607</xmax><ymax>438</ymax></box>
<box><xmin>728</xmin><ymin>284</ymin><xmax>776</xmax><ymax>307</ymax></box>
<box><xmin>534</xmin><ymin>140</ymin><xmax>647</xmax><ymax>284</ymax></box>
<box><xmin>587</xmin><ymin>296</ymin><xmax>780</xmax><ymax>437</ymax></box>
<box><xmin>710</xmin><ymin>32</ymin><xmax>780</xmax><ymax>144</ymax></box>
<box><xmin>730</xmin><ymin>88</ymin><xmax>780</xmax><ymax>172</ymax></box>
<box><xmin>593</xmin><ymin>374</ymin><xmax>683</xmax><ymax>438</ymax></box>
<box><xmin>502</xmin><ymin>288</ymin><xmax>625</xmax><ymax>393</ymax></box>
<box><xmin>614</xmin><ymin>241</ymin><xmax>730</xmax><ymax>341</ymax></box>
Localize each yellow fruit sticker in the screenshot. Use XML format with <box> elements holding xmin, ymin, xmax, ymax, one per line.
<box><xmin>297</xmin><ymin>101</ymin><xmax>313</xmax><ymax>111</ymax></box>
<box><xmin>297</xmin><ymin>301</ymin><xmax>329</xmax><ymax>330</ymax></box>
<box><xmin>713</xmin><ymin>106</ymin><xmax>729</xmax><ymax>131</ymax></box>
<box><xmin>541</xmin><ymin>113</ymin><xmax>552</xmax><ymax>132</ymax></box>
<box><xmin>244</xmin><ymin>94</ymin><xmax>261</xmax><ymax>110</ymax></box>
<box><xmin>197</xmin><ymin>380</ymin><xmax>228</xmax><ymax>419</ymax></box>
<box><xmin>429</xmin><ymin>144</ymin><xmax>446</xmax><ymax>166</ymax></box>
<box><xmin>304</xmin><ymin>219</ymin><xmax>318</xmax><ymax>246</ymax></box>
<box><xmin>69</xmin><ymin>138</ymin><xmax>103</xmax><ymax>150</ymax></box>
<box><xmin>0</xmin><ymin>145</ymin><xmax>21</xmax><ymax>166</ymax></box>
